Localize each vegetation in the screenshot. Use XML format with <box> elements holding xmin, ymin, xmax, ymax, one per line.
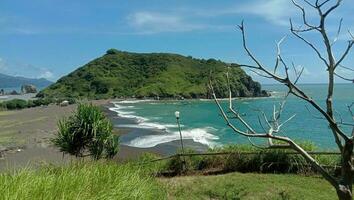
<box><xmin>151</xmin><ymin>144</ymin><xmax>341</xmax><ymax>176</ymax></box>
<box><xmin>160</xmin><ymin>171</ymin><xmax>336</xmax><ymax>200</ymax></box>
<box><xmin>0</xmin><ymin>98</ymin><xmax>76</xmax><ymax>110</ymax></box>
<box><xmin>0</xmin><ymin>162</ymin><xmax>165</xmax><ymax>200</ymax></box>
<box><xmin>0</xmin><ymin>160</ymin><xmax>337</xmax><ymax>200</ymax></box>
<box><xmin>38</xmin><ymin>49</ymin><xmax>268</xmax><ymax>99</ymax></box>
<box><xmin>52</xmin><ymin>103</ymin><xmax>119</xmax><ymax>159</ymax></box>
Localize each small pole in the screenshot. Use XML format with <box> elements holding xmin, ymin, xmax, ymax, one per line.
<box><xmin>175</xmin><ymin>111</ymin><xmax>186</xmax><ymax>170</ymax></box>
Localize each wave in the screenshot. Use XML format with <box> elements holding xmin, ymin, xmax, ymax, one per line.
<box><xmin>124</xmin><ymin>127</ymin><xmax>219</xmax><ymax>148</ymax></box>
<box><xmin>109</xmin><ymin>103</ymin><xmax>179</xmax><ymax>130</ymax></box>
<box><xmin>110</xmin><ymin>102</ymin><xmax>220</xmax><ymax>148</ymax></box>
<box><xmin>116</xmin><ymin>122</ymin><xmax>181</xmax><ymax>130</ymax></box>
<box><xmin>113</xmin><ymin>99</ymin><xmax>154</xmax><ymax>104</ymax></box>
<box><xmin>108</xmin><ymin>106</ymin><xmax>147</xmax><ymax>123</ymax></box>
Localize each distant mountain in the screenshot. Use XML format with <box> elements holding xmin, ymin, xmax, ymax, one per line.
<box><xmin>0</xmin><ymin>73</ymin><xmax>53</xmax><ymax>89</ymax></box>
<box><xmin>38</xmin><ymin>49</ymin><xmax>268</xmax><ymax>99</ymax></box>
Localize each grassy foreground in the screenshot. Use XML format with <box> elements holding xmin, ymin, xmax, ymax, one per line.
<box><xmin>0</xmin><ymin>162</ymin><xmax>165</xmax><ymax>200</ymax></box>
<box><xmin>0</xmin><ymin>161</ymin><xmax>337</xmax><ymax>200</ymax></box>
<box><xmin>161</xmin><ymin>172</ymin><xmax>336</xmax><ymax>200</ymax></box>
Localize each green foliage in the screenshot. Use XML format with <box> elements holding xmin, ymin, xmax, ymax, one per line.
<box><xmin>160</xmin><ymin>144</ymin><xmax>340</xmax><ymax>175</ymax></box>
<box><xmin>0</xmin><ymin>160</ymin><xmax>335</xmax><ymax>200</ymax></box>
<box><xmin>0</xmin><ymin>97</ymin><xmax>75</xmax><ymax>111</ymax></box>
<box><xmin>52</xmin><ymin>103</ymin><xmax>119</xmax><ymax>159</ymax></box>
<box><xmin>0</xmin><ymin>99</ymin><xmax>28</xmax><ymax>110</ymax></box>
<box><xmin>38</xmin><ymin>49</ymin><xmax>268</xmax><ymax>99</ymax></box>
<box><xmin>0</xmin><ymin>162</ymin><xmax>165</xmax><ymax>199</ymax></box>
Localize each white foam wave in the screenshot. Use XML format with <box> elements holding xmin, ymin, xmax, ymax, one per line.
<box><xmin>108</xmin><ymin>107</ymin><xmax>147</xmax><ymax>122</ymax></box>
<box><xmin>124</xmin><ymin>127</ymin><xmax>219</xmax><ymax>148</ymax></box>
<box><xmin>113</xmin><ymin>99</ymin><xmax>154</xmax><ymax>104</ymax></box>
<box><xmin>109</xmin><ymin>103</ymin><xmax>178</xmax><ymax>130</ymax></box>
<box><xmin>110</xmin><ymin>103</ymin><xmax>219</xmax><ymax>148</ymax></box>
<box><xmin>116</xmin><ymin>122</ymin><xmax>181</xmax><ymax>130</ymax></box>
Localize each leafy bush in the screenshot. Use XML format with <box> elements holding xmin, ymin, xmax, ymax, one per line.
<box><xmin>161</xmin><ymin>144</ymin><xmax>340</xmax><ymax>175</ymax></box>
<box><xmin>0</xmin><ymin>97</ymin><xmax>79</xmax><ymax>111</ymax></box>
<box><xmin>52</xmin><ymin>103</ymin><xmax>119</xmax><ymax>159</ymax></box>
<box><xmin>2</xmin><ymin>99</ymin><xmax>28</xmax><ymax>110</ymax></box>
<box><xmin>33</xmin><ymin>98</ymin><xmax>53</xmax><ymax>106</ymax></box>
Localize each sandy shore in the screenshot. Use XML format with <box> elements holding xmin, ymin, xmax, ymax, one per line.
<box><xmin>0</xmin><ymin>100</ymin><xmax>208</xmax><ymax>171</ymax></box>
<box><xmin>0</xmin><ymin>103</ymin><xmax>78</xmax><ymax>171</ymax></box>
<box><xmin>0</xmin><ymin>100</ymin><xmax>113</xmax><ymax>170</ymax></box>
<box><xmin>105</xmin><ymin>103</ymin><xmax>208</xmax><ymax>160</ymax></box>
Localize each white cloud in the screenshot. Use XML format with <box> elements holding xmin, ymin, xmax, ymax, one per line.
<box><xmin>0</xmin><ymin>57</ymin><xmax>55</xmax><ymax>80</ymax></box>
<box><xmin>233</xmin><ymin>0</ymin><xmax>296</xmax><ymax>26</ymax></box>
<box><xmin>0</xmin><ymin>57</ymin><xmax>9</xmax><ymax>71</ymax></box>
<box><xmin>126</xmin><ymin>0</ymin><xmax>299</xmax><ymax>35</ymax></box>
<box><xmin>127</xmin><ymin>11</ymin><xmax>205</xmax><ymax>34</ymax></box>
<box><xmin>190</xmin><ymin>0</ymin><xmax>296</xmax><ymax>26</ymax></box>
<box><xmin>38</xmin><ymin>70</ymin><xmax>54</xmax><ymax>79</ymax></box>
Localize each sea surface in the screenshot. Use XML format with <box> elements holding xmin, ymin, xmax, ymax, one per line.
<box><xmin>109</xmin><ymin>84</ymin><xmax>354</xmax><ymax>150</ymax></box>
<box><xmin>1</xmin><ymin>86</ymin><xmax>47</xmax><ymax>93</ymax></box>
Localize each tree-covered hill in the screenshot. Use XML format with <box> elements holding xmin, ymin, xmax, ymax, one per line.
<box><xmin>38</xmin><ymin>49</ymin><xmax>268</xmax><ymax>99</ymax></box>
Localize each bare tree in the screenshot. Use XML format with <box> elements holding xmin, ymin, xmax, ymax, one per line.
<box><xmin>210</xmin><ymin>0</ymin><xmax>354</xmax><ymax>199</ymax></box>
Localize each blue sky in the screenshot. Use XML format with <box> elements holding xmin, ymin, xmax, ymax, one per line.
<box><xmin>0</xmin><ymin>0</ymin><xmax>353</xmax><ymax>83</ymax></box>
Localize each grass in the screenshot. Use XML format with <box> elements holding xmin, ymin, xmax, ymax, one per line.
<box><xmin>0</xmin><ymin>159</ymin><xmax>340</xmax><ymax>200</ymax></box>
<box><xmin>0</xmin><ymin>161</ymin><xmax>165</xmax><ymax>200</ymax></box>
<box><xmin>0</xmin><ymin>116</ymin><xmax>48</xmax><ymax>129</ymax></box>
<box><xmin>0</xmin><ymin>111</ymin><xmax>14</xmax><ymax>116</ymax></box>
<box><xmin>160</xmin><ymin>172</ymin><xmax>337</xmax><ymax>200</ymax></box>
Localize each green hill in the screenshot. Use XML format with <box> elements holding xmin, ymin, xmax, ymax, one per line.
<box><xmin>38</xmin><ymin>49</ymin><xmax>268</xmax><ymax>99</ymax></box>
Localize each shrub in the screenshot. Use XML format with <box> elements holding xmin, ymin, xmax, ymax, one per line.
<box><xmin>106</xmin><ymin>49</ymin><xmax>120</xmax><ymax>55</ymax></box>
<box><xmin>33</xmin><ymin>98</ymin><xmax>53</xmax><ymax>106</ymax></box>
<box><xmin>52</xmin><ymin>103</ymin><xmax>119</xmax><ymax>159</ymax></box>
<box><xmin>3</xmin><ymin>99</ymin><xmax>28</xmax><ymax>110</ymax></box>
<box><xmin>160</xmin><ymin>144</ymin><xmax>340</xmax><ymax>175</ymax></box>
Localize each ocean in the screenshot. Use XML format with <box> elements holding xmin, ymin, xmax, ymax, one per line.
<box><xmin>109</xmin><ymin>84</ymin><xmax>354</xmax><ymax>150</ymax></box>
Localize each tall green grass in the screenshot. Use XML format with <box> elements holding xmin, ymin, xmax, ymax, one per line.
<box><xmin>0</xmin><ymin>162</ymin><xmax>165</xmax><ymax>200</ymax></box>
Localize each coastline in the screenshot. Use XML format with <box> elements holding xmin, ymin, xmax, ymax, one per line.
<box><xmin>0</xmin><ymin>100</ymin><xmax>208</xmax><ymax>171</ymax></box>
<box><xmin>103</xmin><ymin>102</ymin><xmax>208</xmax><ymax>160</ymax></box>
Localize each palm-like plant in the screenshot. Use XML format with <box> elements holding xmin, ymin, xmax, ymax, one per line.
<box><xmin>53</xmin><ymin>103</ymin><xmax>119</xmax><ymax>159</ymax></box>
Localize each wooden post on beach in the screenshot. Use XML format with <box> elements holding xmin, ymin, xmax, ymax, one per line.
<box><xmin>175</xmin><ymin>111</ymin><xmax>186</xmax><ymax>170</ymax></box>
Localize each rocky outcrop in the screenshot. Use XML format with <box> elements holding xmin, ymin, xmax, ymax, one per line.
<box><xmin>21</xmin><ymin>84</ymin><xmax>37</xmax><ymax>94</ymax></box>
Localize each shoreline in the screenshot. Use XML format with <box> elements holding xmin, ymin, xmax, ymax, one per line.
<box><xmin>103</xmin><ymin>102</ymin><xmax>208</xmax><ymax>159</ymax></box>
<box><xmin>0</xmin><ymin>100</ymin><xmax>208</xmax><ymax>171</ymax></box>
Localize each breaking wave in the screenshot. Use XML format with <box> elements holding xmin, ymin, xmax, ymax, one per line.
<box><xmin>124</xmin><ymin>127</ymin><xmax>219</xmax><ymax>148</ymax></box>
<box><xmin>109</xmin><ymin>102</ymin><xmax>219</xmax><ymax>148</ymax></box>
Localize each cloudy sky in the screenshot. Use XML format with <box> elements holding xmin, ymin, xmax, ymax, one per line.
<box><xmin>0</xmin><ymin>0</ymin><xmax>353</xmax><ymax>83</ymax></box>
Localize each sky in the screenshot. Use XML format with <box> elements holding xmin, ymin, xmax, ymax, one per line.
<box><xmin>0</xmin><ymin>0</ymin><xmax>353</xmax><ymax>83</ymax></box>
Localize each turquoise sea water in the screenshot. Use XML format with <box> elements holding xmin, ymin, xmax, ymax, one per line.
<box><xmin>109</xmin><ymin>84</ymin><xmax>353</xmax><ymax>149</ymax></box>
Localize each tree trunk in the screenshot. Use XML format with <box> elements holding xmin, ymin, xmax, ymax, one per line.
<box><xmin>337</xmin><ymin>140</ymin><xmax>353</xmax><ymax>200</ymax></box>
<box><xmin>337</xmin><ymin>188</ymin><xmax>352</xmax><ymax>200</ymax></box>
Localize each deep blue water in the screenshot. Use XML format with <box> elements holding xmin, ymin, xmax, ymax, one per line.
<box><xmin>109</xmin><ymin>84</ymin><xmax>353</xmax><ymax>150</ymax></box>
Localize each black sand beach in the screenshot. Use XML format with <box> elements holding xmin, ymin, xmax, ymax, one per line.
<box><xmin>0</xmin><ymin>100</ymin><xmax>208</xmax><ymax>171</ymax></box>
<box><xmin>104</xmin><ymin>102</ymin><xmax>208</xmax><ymax>160</ymax></box>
